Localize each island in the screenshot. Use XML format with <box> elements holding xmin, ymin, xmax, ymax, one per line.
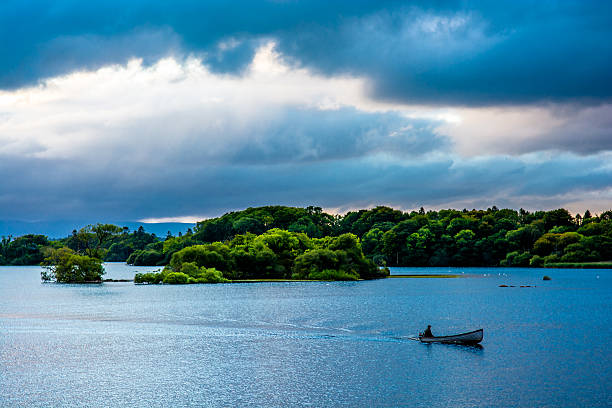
<box><xmin>134</xmin><ymin>229</ymin><xmax>387</xmax><ymax>284</ymax></box>
<box><xmin>0</xmin><ymin>205</ymin><xmax>610</xmax><ymax>283</ymax></box>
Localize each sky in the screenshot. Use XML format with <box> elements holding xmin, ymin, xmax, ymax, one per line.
<box><xmin>1</xmin><ymin>0</ymin><xmax>611</xmax><ymax>224</ymax></box>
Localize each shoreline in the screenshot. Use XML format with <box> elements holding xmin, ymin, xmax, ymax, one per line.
<box><xmin>388</xmin><ymin>274</ymin><xmax>461</xmax><ymax>278</ymax></box>
<box><xmin>131</xmin><ymin>275</ymin><xmax>463</xmax><ymax>284</ymax></box>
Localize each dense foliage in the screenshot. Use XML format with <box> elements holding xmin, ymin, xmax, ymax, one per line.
<box><xmin>40</xmin><ymin>247</ymin><xmax>104</xmax><ymax>283</ymax></box>
<box><xmin>0</xmin><ymin>234</ymin><xmax>50</xmax><ymax>265</ymax></box>
<box><xmin>61</xmin><ymin>224</ymin><xmax>159</xmax><ymax>262</ymax></box>
<box><xmin>3</xmin><ymin>206</ymin><xmax>612</xmax><ymax>274</ymax></box>
<box><xmin>135</xmin><ymin>266</ymin><xmax>229</xmax><ymax>284</ymax></box>
<box><xmin>134</xmin><ymin>229</ymin><xmax>386</xmax><ymax>283</ymax></box>
<box><xmin>128</xmin><ymin>206</ymin><xmax>612</xmax><ymax>269</ymax></box>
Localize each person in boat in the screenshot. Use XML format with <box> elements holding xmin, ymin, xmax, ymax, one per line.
<box><xmin>422</xmin><ymin>325</ymin><xmax>434</xmax><ymax>338</ymax></box>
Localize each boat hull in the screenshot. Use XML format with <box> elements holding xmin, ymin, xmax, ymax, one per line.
<box><xmin>419</xmin><ymin>329</ymin><xmax>483</xmax><ymax>345</ymax></box>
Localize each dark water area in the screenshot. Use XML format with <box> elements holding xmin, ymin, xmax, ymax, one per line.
<box><xmin>1</xmin><ymin>264</ymin><xmax>610</xmax><ymax>407</ymax></box>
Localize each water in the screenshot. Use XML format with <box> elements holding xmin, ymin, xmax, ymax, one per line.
<box><xmin>1</xmin><ymin>263</ymin><xmax>610</xmax><ymax>407</ymax></box>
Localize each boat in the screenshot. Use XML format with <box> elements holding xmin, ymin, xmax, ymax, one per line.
<box><xmin>418</xmin><ymin>329</ymin><xmax>483</xmax><ymax>345</ymax></box>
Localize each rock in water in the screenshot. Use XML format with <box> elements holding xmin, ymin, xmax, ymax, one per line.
<box><xmin>543</xmin><ymin>275</ymin><xmax>551</xmax><ymax>281</ymax></box>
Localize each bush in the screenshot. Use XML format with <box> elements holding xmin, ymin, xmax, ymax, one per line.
<box><xmin>136</xmin><ymin>266</ymin><xmax>228</xmax><ymax>284</ymax></box>
<box><xmin>529</xmin><ymin>255</ymin><xmax>545</xmax><ymax>267</ymax></box>
<box><xmin>195</xmin><ymin>267</ymin><xmax>229</xmax><ymax>283</ymax></box>
<box><xmin>169</xmin><ymin>244</ymin><xmax>231</xmax><ymax>273</ymax></box>
<box><xmin>134</xmin><ymin>272</ymin><xmax>163</xmax><ymax>284</ymax></box>
<box><xmin>361</xmin><ymin>263</ymin><xmax>390</xmax><ymax>279</ymax></box>
<box><xmin>163</xmin><ymin>272</ymin><xmax>190</xmax><ymax>284</ymax></box>
<box><xmin>293</xmin><ymin>249</ymin><xmax>339</xmax><ymax>279</ymax></box>
<box><xmin>501</xmin><ymin>251</ymin><xmax>531</xmax><ymax>267</ymax></box>
<box><xmin>372</xmin><ymin>254</ymin><xmax>387</xmax><ymax>266</ymax></box>
<box><xmin>543</xmin><ymin>254</ymin><xmax>560</xmax><ymax>265</ymax></box>
<box><xmin>307</xmin><ymin>269</ymin><xmax>359</xmax><ymax>281</ymax></box>
<box><xmin>180</xmin><ymin>262</ymin><xmax>200</xmax><ymax>277</ymax></box>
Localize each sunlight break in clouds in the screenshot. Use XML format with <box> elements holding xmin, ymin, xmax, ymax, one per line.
<box><xmin>2</xmin><ymin>41</ymin><xmax>609</xmax><ymax>164</ymax></box>
<box><xmin>140</xmin><ymin>215</ymin><xmax>204</xmax><ymax>224</ymax></box>
<box><xmin>0</xmin><ymin>41</ymin><xmax>610</xmax><ymax>222</ymax></box>
<box><xmin>0</xmin><ymin>42</ymin><xmax>449</xmax><ymax>166</ymax></box>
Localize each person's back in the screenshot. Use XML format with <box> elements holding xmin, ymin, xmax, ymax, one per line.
<box><xmin>423</xmin><ymin>325</ymin><xmax>433</xmax><ymax>338</ymax></box>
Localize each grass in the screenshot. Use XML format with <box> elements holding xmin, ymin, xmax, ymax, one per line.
<box><xmin>544</xmin><ymin>261</ymin><xmax>612</xmax><ymax>269</ymax></box>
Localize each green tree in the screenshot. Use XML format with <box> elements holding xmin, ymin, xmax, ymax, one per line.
<box><xmin>361</xmin><ymin>228</ymin><xmax>384</xmax><ymax>257</ymax></box>
<box><xmin>452</xmin><ymin>229</ymin><xmax>477</xmax><ymax>265</ymax></box>
<box><xmin>1</xmin><ymin>234</ymin><xmax>49</xmax><ymax>265</ymax></box>
<box><xmin>505</xmin><ymin>225</ymin><xmax>542</xmax><ymax>252</ymax></box>
<box><xmin>501</xmin><ymin>251</ymin><xmax>532</xmax><ymax>267</ymax></box>
<box><xmin>293</xmin><ymin>248</ymin><xmax>341</xmax><ymax>279</ymax></box>
<box><xmin>41</xmin><ymin>247</ymin><xmax>104</xmax><ymax>283</ymax></box>
<box><xmin>543</xmin><ymin>209</ymin><xmax>574</xmax><ymax>231</ymax></box>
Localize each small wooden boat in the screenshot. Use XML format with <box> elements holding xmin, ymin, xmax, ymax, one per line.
<box><xmin>419</xmin><ymin>329</ymin><xmax>483</xmax><ymax>345</ymax></box>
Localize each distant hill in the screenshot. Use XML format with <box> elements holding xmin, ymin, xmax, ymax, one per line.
<box><xmin>0</xmin><ymin>220</ymin><xmax>195</xmax><ymax>239</ymax></box>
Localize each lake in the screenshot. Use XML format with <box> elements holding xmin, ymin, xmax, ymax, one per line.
<box><xmin>1</xmin><ymin>264</ymin><xmax>610</xmax><ymax>407</ymax></box>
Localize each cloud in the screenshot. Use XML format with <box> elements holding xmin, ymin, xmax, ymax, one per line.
<box><xmin>0</xmin><ymin>1</ymin><xmax>395</xmax><ymax>88</ymax></box>
<box><xmin>278</xmin><ymin>3</ymin><xmax>612</xmax><ymax>105</ymax></box>
<box><xmin>1</xmin><ymin>39</ymin><xmax>610</xmax><ymax>223</ymax></box>
<box><xmin>0</xmin><ymin>47</ymin><xmax>447</xmax><ymax>166</ymax></box>
<box><xmin>439</xmin><ymin>104</ymin><xmax>612</xmax><ymax>156</ymax></box>
<box><xmin>1</xmin><ymin>1</ymin><xmax>611</xmax><ymax>106</ymax></box>
<box><xmin>0</xmin><ymin>45</ymin><xmax>452</xmax><ymax>221</ymax></box>
<box><xmin>1</xmin><ymin>149</ymin><xmax>611</xmax><ymax>223</ymax></box>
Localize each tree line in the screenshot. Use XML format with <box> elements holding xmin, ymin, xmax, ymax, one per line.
<box><xmin>1</xmin><ymin>205</ymin><xmax>611</xmax><ymax>282</ymax></box>
<box><xmin>132</xmin><ymin>205</ymin><xmax>612</xmax><ymax>268</ymax></box>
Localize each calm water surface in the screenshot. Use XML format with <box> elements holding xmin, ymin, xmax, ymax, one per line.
<box><xmin>1</xmin><ymin>263</ymin><xmax>610</xmax><ymax>407</ymax></box>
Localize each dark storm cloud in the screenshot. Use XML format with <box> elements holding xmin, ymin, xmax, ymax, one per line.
<box><xmin>225</xmin><ymin>108</ymin><xmax>447</xmax><ymax>164</ymax></box>
<box><xmin>0</xmin><ymin>0</ymin><xmax>398</xmax><ymax>87</ymax></box>
<box><xmin>2</xmin><ymin>1</ymin><xmax>611</xmax><ymax>105</ymax></box>
<box><xmin>1</xmin><ymin>150</ymin><xmax>610</xmax><ymax>222</ymax></box>
<box><xmin>37</xmin><ymin>106</ymin><xmax>447</xmax><ymax>166</ymax></box>
<box><xmin>0</xmin><ymin>103</ymin><xmax>451</xmax><ymax>221</ymax></box>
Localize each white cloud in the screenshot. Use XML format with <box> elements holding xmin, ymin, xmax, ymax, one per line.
<box><xmin>139</xmin><ymin>215</ymin><xmax>204</xmax><ymax>223</ymax></box>
<box><xmin>438</xmin><ymin>104</ymin><xmax>612</xmax><ymax>156</ymax></box>
<box><xmin>0</xmin><ymin>41</ymin><xmax>610</xmax><ymax>222</ymax></box>
<box><xmin>0</xmin><ymin>42</ymin><xmax>432</xmax><ymax>164</ymax></box>
<box><xmin>2</xmin><ymin>41</ymin><xmax>609</xmax><ymax>165</ymax></box>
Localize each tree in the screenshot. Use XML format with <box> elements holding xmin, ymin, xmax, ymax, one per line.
<box><xmin>293</xmin><ymin>249</ymin><xmax>342</xmax><ymax>279</ymax></box>
<box><xmin>126</xmin><ymin>249</ymin><xmax>164</xmax><ymax>266</ymax></box>
<box><xmin>233</xmin><ymin>217</ymin><xmax>265</xmax><ymax>235</ymax></box>
<box><xmin>70</xmin><ymin>224</ymin><xmax>123</xmax><ymax>259</ymax></box>
<box><xmin>543</xmin><ymin>209</ymin><xmax>574</xmax><ymax>231</ymax></box>
<box><xmin>404</xmin><ymin>229</ymin><xmax>433</xmax><ymax>265</ymax></box>
<box><xmin>169</xmin><ymin>243</ymin><xmax>231</xmax><ymax>273</ymax></box>
<box><xmin>41</xmin><ymin>247</ymin><xmax>104</xmax><ymax>283</ymax></box>
<box><xmin>452</xmin><ymin>229</ymin><xmax>477</xmax><ymax>265</ymax></box>
<box><xmin>505</xmin><ymin>225</ymin><xmax>542</xmax><ymax>252</ymax></box>
<box><xmin>1</xmin><ymin>234</ymin><xmax>49</xmax><ymax>265</ymax></box>
<box><xmin>361</xmin><ymin>228</ymin><xmax>384</xmax><ymax>257</ymax></box>
<box><xmin>501</xmin><ymin>251</ymin><xmax>531</xmax><ymax>267</ymax></box>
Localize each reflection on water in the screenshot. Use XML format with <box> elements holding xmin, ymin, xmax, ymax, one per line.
<box><xmin>0</xmin><ymin>264</ymin><xmax>611</xmax><ymax>407</ymax></box>
<box><xmin>420</xmin><ymin>342</ymin><xmax>485</xmax><ymax>353</ymax></box>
